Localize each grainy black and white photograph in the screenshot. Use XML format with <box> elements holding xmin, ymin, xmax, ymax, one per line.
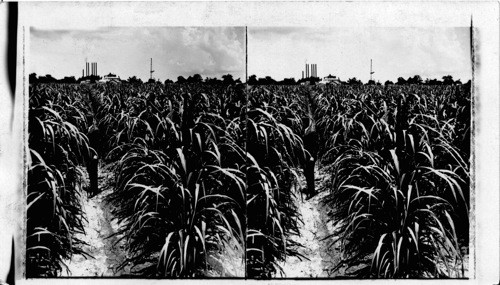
<box><xmin>1</xmin><ymin>1</ymin><xmax>499</xmax><ymax>285</ymax></box>
<box><xmin>245</xmin><ymin>27</ymin><xmax>472</xmax><ymax>278</ymax></box>
<box><xmin>28</xmin><ymin>26</ymin><xmax>247</xmax><ymax>278</ymax></box>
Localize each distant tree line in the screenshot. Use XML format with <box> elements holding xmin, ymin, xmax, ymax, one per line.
<box><xmin>30</xmin><ymin>72</ymin><xmax>469</xmax><ymax>87</ymax></box>
<box><xmin>30</xmin><ymin>73</ymin><xmax>103</xmax><ymax>84</ymax></box>
<box><xmin>29</xmin><ymin>72</ymin><xmax>243</xmax><ymax>86</ymax></box>
<box><xmin>246</xmin><ymin>74</ymin><xmax>469</xmax><ymax>86</ymax></box>
<box><xmin>165</xmin><ymin>74</ymin><xmax>242</xmax><ymax>85</ymax></box>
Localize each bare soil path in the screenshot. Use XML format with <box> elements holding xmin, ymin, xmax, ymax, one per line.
<box><xmin>61</xmin><ymin>163</ymin><xmax>243</xmax><ymax>277</ymax></box>
<box><xmin>276</xmin><ymin>167</ymin><xmax>342</xmax><ymax>278</ymax></box>
<box><xmin>61</xmin><ymin>163</ymin><xmax>127</xmax><ymax>277</ymax></box>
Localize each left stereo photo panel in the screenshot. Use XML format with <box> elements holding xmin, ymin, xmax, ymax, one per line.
<box><xmin>27</xmin><ymin>26</ymin><xmax>247</xmax><ymax>278</ymax></box>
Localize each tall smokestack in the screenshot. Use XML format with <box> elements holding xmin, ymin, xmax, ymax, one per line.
<box><xmin>93</xmin><ymin>62</ymin><xmax>95</xmax><ymax>76</ymax></box>
<box><xmin>302</xmin><ymin>71</ymin><xmax>304</xmax><ymax>79</ymax></box>
<box><xmin>96</xmin><ymin>62</ymin><xmax>97</xmax><ymax>76</ymax></box>
<box><xmin>82</xmin><ymin>69</ymin><xmax>84</xmax><ymax>78</ymax></box>
<box><xmin>86</xmin><ymin>62</ymin><xmax>88</xmax><ymax>77</ymax></box>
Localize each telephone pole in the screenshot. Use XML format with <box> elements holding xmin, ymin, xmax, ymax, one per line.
<box><xmin>150</xmin><ymin>58</ymin><xmax>155</xmax><ymax>80</ymax></box>
<box><xmin>370</xmin><ymin>59</ymin><xmax>375</xmax><ymax>81</ymax></box>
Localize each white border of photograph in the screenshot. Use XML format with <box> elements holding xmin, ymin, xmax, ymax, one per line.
<box><xmin>0</xmin><ymin>1</ymin><xmax>497</xmax><ymax>284</ymax></box>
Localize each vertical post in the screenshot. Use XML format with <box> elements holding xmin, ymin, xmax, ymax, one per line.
<box><xmin>89</xmin><ymin>154</ymin><xmax>98</xmax><ymax>197</ymax></box>
<box><xmin>245</xmin><ymin>26</ymin><xmax>248</xmax><ymax>83</ymax></box>
<box><xmin>370</xmin><ymin>59</ymin><xmax>373</xmax><ymax>81</ymax></box>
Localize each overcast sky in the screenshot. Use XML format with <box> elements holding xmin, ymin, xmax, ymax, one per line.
<box><xmin>30</xmin><ymin>27</ymin><xmax>245</xmax><ymax>82</ymax></box>
<box><xmin>248</xmin><ymin>27</ymin><xmax>471</xmax><ymax>83</ymax></box>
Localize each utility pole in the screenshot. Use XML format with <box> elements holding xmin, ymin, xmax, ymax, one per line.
<box><xmin>150</xmin><ymin>58</ymin><xmax>155</xmax><ymax>80</ymax></box>
<box><xmin>370</xmin><ymin>59</ymin><xmax>375</xmax><ymax>81</ymax></box>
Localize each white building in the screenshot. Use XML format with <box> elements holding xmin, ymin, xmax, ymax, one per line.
<box><xmin>317</xmin><ymin>75</ymin><xmax>341</xmax><ymax>85</ymax></box>
<box><xmin>99</xmin><ymin>73</ymin><xmax>121</xmax><ymax>84</ymax></box>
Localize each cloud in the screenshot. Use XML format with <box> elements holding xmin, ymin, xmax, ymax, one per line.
<box><xmin>248</xmin><ymin>27</ymin><xmax>471</xmax><ymax>82</ymax></box>
<box><xmin>30</xmin><ymin>26</ymin><xmax>245</xmax><ymax>81</ymax></box>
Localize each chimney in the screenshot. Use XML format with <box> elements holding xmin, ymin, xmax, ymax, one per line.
<box><xmin>302</xmin><ymin>71</ymin><xmax>304</xmax><ymax>79</ymax></box>
<box><xmin>86</xmin><ymin>62</ymin><xmax>89</xmax><ymax>77</ymax></box>
<box><xmin>95</xmin><ymin>62</ymin><xmax>97</xmax><ymax>76</ymax></box>
<box><xmin>82</xmin><ymin>69</ymin><xmax>84</xmax><ymax>78</ymax></box>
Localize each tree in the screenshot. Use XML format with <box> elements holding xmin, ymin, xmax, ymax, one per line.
<box><xmin>426</xmin><ymin>78</ymin><xmax>442</xmax><ymax>85</ymax></box>
<box><xmin>396</xmin><ymin>77</ymin><xmax>406</xmax><ymax>85</ymax></box>
<box><xmin>60</xmin><ymin>76</ymin><xmax>77</xmax><ymax>84</ymax></box>
<box><xmin>281</xmin><ymin>78</ymin><xmax>296</xmax><ymax>85</ymax></box>
<box><xmin>384</xmin><ymin>80</ymin><xmax>394</xmax><ymax>85</ymax></box>
<box><xmin>187</xmin><ymin>74</ymin><xmax>203</xmax><ymax>83</ymax></box>
<box><xmin>29</xmin><ymin>73</ymin><xmax>38</xmax><ymax>84</ymax></box>
<box><xmin>204</xmin><ymin>77</ymin><xmax>221</xmax><ymax>84</ymax></box>
<box><xmin>164</xmin><ymin>79</ymin><xmax>174</xmax><ymax>85</ymax></box>
<box><xmin>248</xmin><ymin>75</ymin><xmax>258</xmax><ymax>85</ymax></box>
<box><xmin>222</xmin><ymin>74</ymin><xmax>235</xmax><ymax>85</ymax></box>
<box><xmin>128</xmin><ymin>76</ymin><xmax>143</xmax><ymax>85</ymax></box>
<box><xmin>177</xmin><ymin>76</ymin><xmax>187</xmax><ymax>84</ymax></box>
<box><xmin>348</xmin><ymin>77</ymin><xmax>362</xmax><ymax>85</ymax></box>
<box><xmin>264</xmin><ymin>76</ymin><xmax>276</xmax><ymax>84</ymax></box>
<box><xmin>407</xmin><ymin>75</ymin><xmax>423</xmax><ymax>85</ymax></box>
<box><xmin>367</xmin><ymin>79</ymin><xmax>376</xmax><ymax>85</ymax></box>
<box><xmin>38</xmin><ymin>74</ymin><xmax>57</xmax><ymax>84</ymax></box>
<box><xmin>442</xmin><ymin>75</ymin><xmax>454</xmax><ymax>85</ymax></box>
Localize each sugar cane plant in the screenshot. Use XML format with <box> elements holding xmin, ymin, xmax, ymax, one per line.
<box><xmin>27</xmin><ymin>84</ymin><xmax>94</xmax><ymax>277</ymax></box>
<box><xmin>314</xmin><ymin>84</ymin><xmax>470</xmax><ymax>278</ymax></box>
<box><xmin>105</xmin><ymin>83</ymin><xmax>247</xmax><ymax>277</ymax></box>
